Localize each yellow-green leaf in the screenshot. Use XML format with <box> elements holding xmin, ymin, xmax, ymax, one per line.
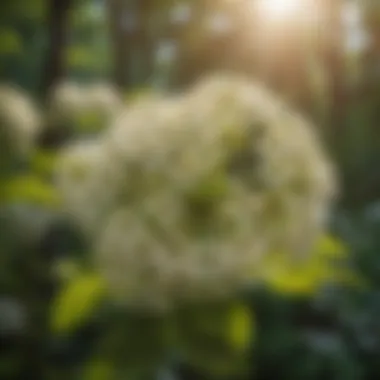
<box><xmin>228</xmin><ymin>303</ymin><xmax>253</xmax><ymax>350</ymax></box>
<box><xmin>0</xmin><ymin>29</ymin><xmax>22</xmax><ymax>56</ymax></box>
<box><xmin>174</xmin><ymin>301</ymin><xmax>252</xmax><ymax>377</ymax></box>
<box><xmin>77</xmin><ymin>112</ymin><xmax>104</xmax><ymax>133</ymax></box>
<box><xmin>259</xmin><ymin>253</ymin><xmax>320</xmax><ymax>296</ymax></box>
<box><xmin>257</xmin><ymin>235</ymin><xmax>356</xmax><ymax>297</ymax></box>
<box><xmin>51</xmin><ymin>272</ymin><xmax>106</xmax><ymax>334</ymax></box>
<box><xmin>82</xmin><ymin>359</ymin><xmax>116</xmax><ymax>380</ymax></box>
<box><xmin>1</xmin><ymin>175</ymin><xmax>60</xmax><ymax>208</ymax></box>
<box><xmin>66</xmin><ymin>46</ymin><xmax>93</xmax><ymax>69</ymax></box>
<box><xmin>31</xmin><ymin>150</ymin><xmax>58</xmax><ymax>178</ymax></box>
<box><xmin>314</xmin><ymin>234</ymin><xmax>347</xmax><ymax>259</ymax></box>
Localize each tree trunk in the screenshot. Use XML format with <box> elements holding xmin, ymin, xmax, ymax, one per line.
<box><xmin>106</xmin><ymin>0</ymin><xmax>131</xmax><ymax>90</ymax></box>
<box><xmin>107</xmin><ymin>0</ymin><xmax>156</xmax><ymax>91</ymax></box>
<box><xmin>40</xmin><ymin>0</ymin><xmax>72</xmax><ymax>101</ymax></box>
<box><xmin>321</xmin><ymin>0</ymin><xmax>347</xmax><ymax>140</ymax></box>
<box><xmin>133</xmin><ymin>0</ymin><xmax>156</xmax><ymax>87</ymax></box>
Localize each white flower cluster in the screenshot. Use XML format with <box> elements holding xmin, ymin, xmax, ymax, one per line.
<box><xmin>46</xmin><ymin>81</ymin><xmax>123</xmax><ymax>133</ymax></box>
<box><xmin>57</xmin><ymin>74</ymin><xmax>337</xmax><ymax>311</ymax></box>
<box><xmin>0</xmin><ymin>85</ymin><xmax>41</xmax><ymax>163</ymax></box>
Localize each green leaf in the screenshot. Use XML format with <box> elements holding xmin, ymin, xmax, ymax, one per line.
<box><xmin>30</xmin><ymin>150</ymin><xmax>58</xmax><ymax>178</ymax></box>
<box><xmin>66</xmin><ymin>46</ymin><xmax>94</xmax><ymax>69</ymax></box>
<box><xmin>50</xmin><ymin>272</ymin><xmax>106</xmax><ymax>334</ymax></box>
<box><xmin>0</xmin><ymin>175</ymin><xmax>60</xmax><ymax>208</ymax></box>
<box><xmin>314</xmin><ymin>234</ymin><xmax>347</xmax><ymax>259</ymax></box>
<box><xmin>91</xmin><ymin>312</ymin><xmax>170</xmax><ymax>378</ymax></box>
<box><xmin>82</xmin><ymin>359</ymin><xmax>117</xmax><ymax>380</ymax></box>
<box><xmin>257</xmin><ymin>235</ymin><xmax>363</xmax><ymax>296</ymax></box>
<box><xmin>174</xmin><ymin>301</ymin><xmax>253</xmax><ymax>377</ymax></box>
<box><xmin>228</xmin><ymin>303</ymin><xmax>253</xmax><ymax>351</ymax></box>
<box><xmin>76</xmin><ymin>111</ymin><xmax>105</xmax><ymax>133</ymax></box>
<box><xmin>0</xmin><ymin>29</ymin><xmax>22</xmax><ymax>56</ymax></box>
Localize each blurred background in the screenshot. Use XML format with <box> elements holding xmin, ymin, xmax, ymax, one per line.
<box><xmin>0</xmin><ymin>0</ymin><xmax>380</xmax><ymax>379</ymax></box>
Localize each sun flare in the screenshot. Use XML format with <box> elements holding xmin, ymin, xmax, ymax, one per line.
<box><xmin>256</xmin><ymin>0</ymin><xmax>305</xmax><ymax>22</ymax></box>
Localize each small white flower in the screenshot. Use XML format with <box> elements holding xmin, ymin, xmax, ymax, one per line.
<box><xmin>0</xmin><ymin>85</ymin><xmax>41</xmax><ymax>161</ymax></box>
<box><xmin>170</xmin><ymin>3</ymin><xmax>192</xmax><ymax>25</ymax></box>
<box><xmin>55</xmin><ymin>139</ymin><xmax>119</xmax><ymax>234</ymax></box>
<box><xmin>87</xmin><ymin>83</ymin><xmax>123</xmax><ymax>118</ymax></box>
<box><xmin>47</xmin><ymin>81</ymin><xmax>123</xmax><ymax>133</ymax></box>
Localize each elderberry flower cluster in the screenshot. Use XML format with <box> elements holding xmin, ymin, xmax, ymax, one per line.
<box><xmin>57</xmin><ymin>74</ymin><xmax>336</xmax><ymax>311</ymax></box>
<box><xmin>0</xmin><ymin>85</ymin><xmax>41</xmax><ymax>165</ymax></box>
<box><xmin>46</xmin><ymin>81</ymin><xmax>123</xmax><ymax>134</ymax></box>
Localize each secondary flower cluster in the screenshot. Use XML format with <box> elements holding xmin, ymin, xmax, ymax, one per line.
<box><xmin>0</xmin><ymin>85</ymin><xmax>41</xmax><ymax>166</ymax></box>
<box><xmin>46</xmin><ymin>82</ymin><xmax>123</xmax><ymax>134</ymax></box>
<box><xmin>57</xmin><ymin>74</ymin><xmax>337</xmax><ymax>311</ymax></box>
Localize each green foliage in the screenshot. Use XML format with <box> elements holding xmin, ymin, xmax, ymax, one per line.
<box><xmin>0</xmin><ymin>174</ymin><xmax>60</xmax><ymax>208</ymax></box>
<box><xmin>67</xmin><ymin>46</ymin><xmax>96</xmax><ymax>70</ymax></box>
<box><xmin>87</xmin><ymin>311</ymin><xmax>171</xmax><ymax>379</ymax></box>
<box><xmin>257</xmin><ymin>234</ymin><xmax>363</xmax><ymax>297</ymax></box>
<box><xmin>0</xmin><ymin>0</ymin><xmax>46</xmax><ymax>22</ymax></box>
<box><xmin>30</xmin><ymin>149</ymin><xmax>58</xmax><ymax>178</ymax></box>
<box><xmin>80</xmin><ymin>300</ymin><xmax>254</xmax><ymax>379</ymax></box>
<box><xmin>66</xmin><ymin>45</ymin><xmax>110</xmax><ymax>75</ymax></box>
<box><xmin>50</xmin><ymin>271</ymin><xmax>106</xmax><ymax>334</ymax></box>
<box><xmin>82</xmin><ymin>359</ymin><xmax>117</xmax><ymax>380</ymax></box>
<box><xmin>0</xmin><ymin>29</ymin><xmax>22</xmax><ymax>57</ymax></box>
<box><xmin>174</xmin><ymin>301</ymin><xmax>253</xmax><ymax>377</ymax></box>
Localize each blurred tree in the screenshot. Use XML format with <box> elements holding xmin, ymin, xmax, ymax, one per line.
<box><xmin>321</xmin><ymin>0</ymin><xmax>347</xmax><ymax>138</ymax></box>
<box><xmin>170</xmin><ymin>0</ymin><xmax>257</xmax><ymax>89</ymax></box>
<box><xmin>106</xmin><ymin>0</ymin><xmax>131</xmax><ymax>90</ymax></box>
<box><xmin>106</xmin><ymin>0</ymin><xmax>156</xmax><ymax>91</ymax></box>
<box><xmin>0</xmin><ymin>0</ymin><xmax>46</xmax><ymax>93</ymax></box>
<box><xmin>66</xmin><ymin>0</ymin><xmax>111</xmax><ymax>81</ymax></box>
<box><xmin>41</xmin><ymin>0</ymin><xmax>73</xmax><ymax>100</ymax></box>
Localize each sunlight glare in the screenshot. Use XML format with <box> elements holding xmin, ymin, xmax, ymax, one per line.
<box><xmin>256</xmin><ymin>0</ymin><xmax>304</xmax><ymax>22</ymax></box>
